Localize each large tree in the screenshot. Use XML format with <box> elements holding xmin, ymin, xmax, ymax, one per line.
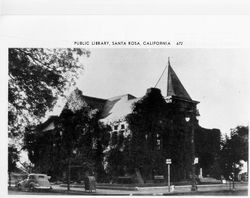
<box><xmin>60</xmin><ymin>107</ymin><xmax>110</xmax><ymax>181</ymax></box>
<box><xmin>8</xmin><ymin>48</ymin><xmax>90</xmax><ymax>139</ymax></box>
<box><xmin>8</xmin><ymin>144</ymin><xmax>19</xmax><ymax>187</ymax></box>
<box><xmin>220</xmin><ymin>125</ymin><xmax>248</xmax><ymax>179</ymax></box>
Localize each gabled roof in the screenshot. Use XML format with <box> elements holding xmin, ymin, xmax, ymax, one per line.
<box><xmin>100</xmin><ymin>94</ymin><xmax>138</xmax><ymax>123</ymax></box>
<box><xmin>81</xmin><ymin>95</ymin><xmax>107</xmax><ymax>110</ymax></box>
<box><xmin>62</xmin><ymin>89</ymin><xmax>138</xmax><ymax>123</ymax></box>
<box><xmin>63</xmin><ymin>88</ymin><xmax>106</xmax><ymax>112</ymax></box>
<box><xmin>167</xmin><ymin>64</ymin><xmax>192</xmax><ymax>101</ymax></box>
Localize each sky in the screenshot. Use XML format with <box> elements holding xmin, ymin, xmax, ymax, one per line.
<box><xmin>64</xmin><ymin>48</ymin><xmax>250</xmax><ymax>135</ymax></box>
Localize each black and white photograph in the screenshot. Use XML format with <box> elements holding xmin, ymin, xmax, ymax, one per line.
<box><xmin>7</xmin><ymin>48</ymin><xmax>249</xmax><ymax>196</ymax></box>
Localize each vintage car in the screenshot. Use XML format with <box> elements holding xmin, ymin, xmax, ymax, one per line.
<box><xmin>16</xmin><ymin>173</ymin><xmax>52</xmax><ymax>191</ymax></box>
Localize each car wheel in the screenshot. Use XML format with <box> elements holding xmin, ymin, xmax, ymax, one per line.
<box><xmin>29</xmin><ymin>184</ymin><xmax>35</xmax><ymax>191</ymax></box>
<box><xmin>17</xmin><ymin>184</ymin><xmax>22</xmax><ymax>191</ymax></box>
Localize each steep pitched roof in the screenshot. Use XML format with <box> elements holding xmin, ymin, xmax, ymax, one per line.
<box><xmin>82</xmin><ymin>95</ymin><xmax>107</xmax><ymax>110</ymax></box>
<box><xmin>100</xmin><ymin>94</ymin><xmax>138</xmax><ymax>123</ymax></box>
<box><xmin>64</xmin><ymin>88</ymin><xmax>107</xmax><ymax>112</ymax></box>
<box><xmin>63</xmin><ymin>89</ymin><xmax>137</xmax><ymax>123</ymax></box>
<box><xmin>167</xmin><ymin>65</ymin><xmax>192</xmax><ymax>101</ymax></box>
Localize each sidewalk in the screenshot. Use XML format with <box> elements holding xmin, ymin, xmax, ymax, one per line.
<box><xmin>51</xmin><ymin>182</ymin><xmax>248</xmax><ymax>195</ymax></box>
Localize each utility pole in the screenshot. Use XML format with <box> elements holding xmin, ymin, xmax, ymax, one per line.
<box><xmin>191</xmin><ymin>113</ymin><xmax>198</xmax><ymax>191</ymax></box>
<box><xmin>168</xmin><ymin>164</ymin><xmax>171</xmax><ymax>192</ymax></box>
<box><xmin>186</xmin><ymin>113</ymin><xmax>198</xmax><ymax>191</ymax></box>
<box><xmin>232</xmin><ymin>163</ymin><xmax>236</xmax><ymax>191</ymax></box>
<box><xmin>67</xmin><ymin>158</ymin><xmax>71</xmax><ymax>191</ymax></box>
<box><xmin>191</xmin><ymin>122</ymin><xmax>197</xmax><ymax>191</ymax></box>
<box><xmin>166</xmin><ymin>159</ymin><xmax>172</xmax><ymax>192</ymax></box>
<box><xmin>67</xmin><ymin>149</ymin><xmax>76</xmax><ymax>191</ymax></box>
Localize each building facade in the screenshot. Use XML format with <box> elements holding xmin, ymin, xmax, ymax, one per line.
<box><xmin>35</xmin><ymin>64</ymin><xmax>221</xmax><ymax>183</ymax></box>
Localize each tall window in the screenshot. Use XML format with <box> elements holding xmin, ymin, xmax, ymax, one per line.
<box><xmin>156</xmin><ymin>134</ymin><xmax>161</xmax><ymax>150</ymax></box>
<box><xmin>114</xmin><ymin>125</ymin><xmax>118</xmax><ymax>131</ymax></box>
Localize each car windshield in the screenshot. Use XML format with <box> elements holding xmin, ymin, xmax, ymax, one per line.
<box><xmin>38</xmin><ymin>175</ymin><xmax>45</xmax><ymax>179</ymax></box>
<box><xmin>29</xmin><ymin>175</ymin><xmax>36</xmax><ymax>180</ymax></box>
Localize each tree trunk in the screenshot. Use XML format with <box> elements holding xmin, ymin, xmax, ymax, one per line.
<box><xmin>8</xmin><ymin>172</ymin><xmax>11</xmax><ymax>188</ymax></box>
<box><xmin>135</xmin><ymin>168</ymin><xmax>144</xmax><ymax>184</ymax></box>
<box><xmin>67</xmin><ymin>159</ymin><xmax>71</xmax><ymax>191</ymax></box>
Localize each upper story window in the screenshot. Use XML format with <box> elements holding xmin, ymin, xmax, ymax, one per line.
<box><xmin>111</xmin><ymin>131</ymin><xmax>118</xmax><ymax>145</ymax></box>
<box><xmin>114</xmin><ymin>125</ymin><xmax>118</xmax><ymax>131</ymax></box>
<box><xmin>157</xmin><ymin>139</ymin><xmax>161</xmax><ymax>150</ymax></box>
<box><xmin>121</xmin><ymin>124</ymin><xmax>125</xmax><ymax>130</ymax></box>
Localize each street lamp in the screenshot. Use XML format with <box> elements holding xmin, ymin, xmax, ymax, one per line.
<box><xmin>59</xmin><ymin>131</ymin><xmax>63</xmax><ymax>139</ymax></box>
<box><xmin>232</xmin><ymin>163</ymin><xmax>238</xmax><ymax>191</ymax></box>
<box><xmin>67</xmin><ymin>149</ymin><xmax>77</xmax><ymax>191</ymax></box>
<box><xmin>185</xmin><ymin>113</ymin><xmax>198</xmax><ymax>191</ymax></box>
<box><xmin>59</xmin><ymin>129</ymin><xmax>77</xmax><ymax>192</ymax></box>
<box><xmin>67</xmin><ymin>148</ymin><xmax>77</xmax><ymax>191</ymax></box>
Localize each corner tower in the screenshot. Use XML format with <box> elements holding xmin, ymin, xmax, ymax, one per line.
<box><xmin>165</xmin><ymin>59</ymin><xmax>199</xmax><ymax>118</ymax></box>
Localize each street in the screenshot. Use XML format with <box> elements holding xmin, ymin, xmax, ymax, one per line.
<box><xmin>8</xmin><ymin>183</ymin><xmax>248</xmax><ymax>196</ymax></box>
<box><xmin>8</xmin><ymin>189</ymin><xmax>248</xmax><ymax>196</ymax></box>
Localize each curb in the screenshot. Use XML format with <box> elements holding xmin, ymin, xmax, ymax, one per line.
<box><xmin>52</xmin><ymin>190</ymin><xmax>98</xmax><ymax>195</ymax></box>
<box><xmin>54</xmin><ymin>189</ymin><xmax>247</xmax><ymax>196</ymax></box>
<box><xmin>163</xmin><ymin>189</ymin><xmax>248</xmax><ymax>196</ymax></box>
<box><xmin>60</xmin><ymin>184</ymin><xmax>137</xmax><ymax>191</ymax></box>
<box><xmin>59</xmin><ymin>183</ymin><xmax>245</xmax><ymax>191</ymax></box>
<box><xmin>8</xmin><ymin>189</ymin><xmax>247</xmax><ymax>196</ymax></box>
<box><xmin>9</xmin><ymin>185</ymin><xmax>248</xmax><ymax>196</ymax></box>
